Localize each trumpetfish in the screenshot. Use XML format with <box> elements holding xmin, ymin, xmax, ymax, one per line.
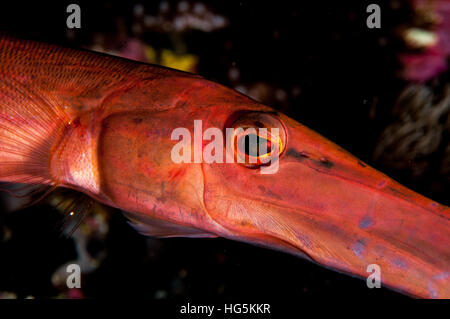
<box><xmin>0</xmin><ymin>36</ymin><xmax>448</xmax><ymax>298</ymax></box>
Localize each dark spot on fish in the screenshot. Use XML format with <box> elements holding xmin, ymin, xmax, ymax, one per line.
<box><xmin>427</xmin><ymin>273</ymin><xmax>449</xmax><ymax>298</ymax></box>
<box><xmin>388</xmin><ymin>187</ymin><xmax>411</xmax><ymax>199</ymax></box>
<box><xmin>377</xmin><ymin>180</ymin><xmax>386</xmax><ymax>188</ymax></box>
<box><xmin>240</xmin><ymin>220</ymin><xmax>249</xmax><ymax>226</ymax></box>
<box><xmin>297</xmin><ymin>234</ymin><xmax>312</xmax><ymax>250</ymax></box>
<box><xmin>133</xmin><ymin>118</ymin><xmax>143</xmax><ymax>124</ymax></box>
<box><xmin>254</xmin><ymin>121</ymin><xmax>265</xmax><ymax>128</ymax></box>
<box><xmin>352</xmin><ymin>239</ymin><xmax>367</xmax><ymax>257</ymax></box>
<box><xmin>258</xmin><ymin>185</ymin><xmax>283</xmax><ymax>200</ymax></box>
<box><xmin>359</xmin><ymin>215</ymin><xmax>373</xmax><ymax>229</ymax></box>
<box><xmin>285</xmin><ymin>149</ymin><xmax>309</xmax><ymax>161</ymax></box>
<box><xmin>392</xmin><ymin>257</ymin><xmax>407</xmax><ymax>269</ymax></box>
<box><xmin>358</xmin><ymin>161</ymin><xmax>367</xmax><ymax>168</ymax></box>
<box><xmin>318</xmin><ymin>157</ymin><xmax>334</xmax><ymax>169</ymax></box>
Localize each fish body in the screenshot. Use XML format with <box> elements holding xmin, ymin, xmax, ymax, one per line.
<box><xmin>0</xmin><ymin>37</ymin><xmax>449</xmax><ymax>298</ymax></box>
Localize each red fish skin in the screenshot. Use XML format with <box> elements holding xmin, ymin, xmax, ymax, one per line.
<box><xmin>0</xmin><ymin>37</ymin><xmax>449</xmax><ymax>298</ymax></box>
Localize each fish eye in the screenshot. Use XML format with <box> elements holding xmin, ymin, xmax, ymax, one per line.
<box><xmin>238</xmin><ymin>133</ymin><xmax>272</xmax><ymax>157</ymax></box>
<box><xmin>229</xmin><ymin>112</ymin><xmax>286</xmax><ymax>167</ymax></box>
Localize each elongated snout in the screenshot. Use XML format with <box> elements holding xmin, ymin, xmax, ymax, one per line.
<box><xmin>201</xmin><ymin>113</ymin><xmax>450</xmax><ymax>298</ymax></box>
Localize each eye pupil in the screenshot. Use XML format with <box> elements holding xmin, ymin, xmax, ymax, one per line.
<box><xmin>240</xmin><ymin>133</ymin><xmax>271</xmax><ymax>157</ymax></box>
<box><xmin>230</xmin><ymin>113</ymin><xmax>286</xmax><ymax>167</ymax></box>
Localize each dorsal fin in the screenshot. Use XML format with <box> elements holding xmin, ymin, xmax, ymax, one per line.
<box><xmin>123</xmin><ymin>210</ymin><xmax>217</xmax><ymax>238</ymax></box>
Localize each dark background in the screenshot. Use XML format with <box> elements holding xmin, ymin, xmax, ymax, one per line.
<box><xmin>0</xmin><ymin>0</ymin><xmax>448</xmax><ymax>305</ymax></box>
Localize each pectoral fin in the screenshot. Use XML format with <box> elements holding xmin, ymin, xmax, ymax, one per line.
<box><xmin>123</xmin><ymin>211</ymin><xmax>218</xmax><ymax>238</ymax></box>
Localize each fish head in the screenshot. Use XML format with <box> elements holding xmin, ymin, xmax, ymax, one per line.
<box><xmin>99</xmin><ymin>75</ymin><xmax>349</xmax><ymax>257</ymax></box>
<box><xmin>97</xmin><ymin>75</ymin><xmax>449</xmax><ymax>298</ymax></box>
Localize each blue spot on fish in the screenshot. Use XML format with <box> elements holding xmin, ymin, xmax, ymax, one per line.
<box><xmin>433</xmin><ymin>272</ymin><xmax>450</xmax><ymax>281</ymax></box>
<box><xmin>426</xmin><ymin>272</ymin><xmax>449</xmax><ymax>298</ymax></box>
<box><xmin>392</xmin><ymin>257</ymin><xmax>407</xmax><ymax>269</ymax></box>
<box><xmin>427</xmin><ymin>283</ymin><xmax>439</xmax><ymax>298</ymax></box>
<box><xmin>359</xmin><ymin>215</ymin><xmax>373</xmax><ymax>229</ymax></box>
<box><xmin>297</xmin><ymin>234</ymin><xmax>312</xmax><ymax>250</ymax></box>
<box><xmin>352</xmin><ymin>239</ymin><xmax>367</xmax><ymax>258</ymax></box>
